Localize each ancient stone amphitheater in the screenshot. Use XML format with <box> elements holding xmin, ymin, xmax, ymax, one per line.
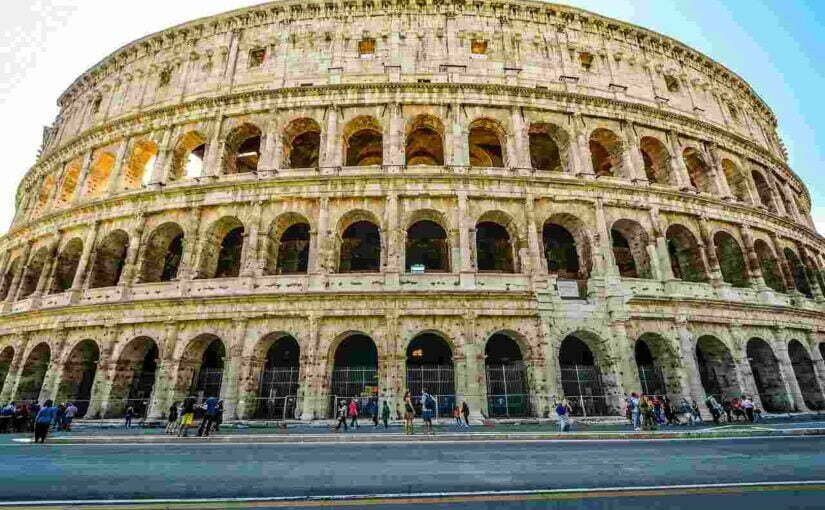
<box><xmin>0</xmin><ymin>0</ymin><xmax>824</xmax><ymax>422</ymax></box>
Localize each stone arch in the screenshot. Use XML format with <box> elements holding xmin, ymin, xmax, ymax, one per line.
<box><xmin>406</xmin><ymin>219</ymin><xmax>450</xmax><ymax>272</ymax></box>
<box><xmin>83</xmin><ymin>150</ymin><xmax>116</xmax><ymax>198</ymax></box>
<box><xmin>0</xmin><ymin>346</ymin><xmax>15</xmax><ymax>394</ymax></box>
<box><xmin>283</xmin><ymin>117</ymin><xmax>321</xmax><ymax>169</ymax></box>
<box><xmin>485</xmin><ymin>332</ymin><xmax>531</xmax><ymax>417</ymax></box>
<box><xmin>140</xmin><ymin>222</ymin><xmax>185</xmax><ymax>283</ymax></box>
<box><xmin>253</xmin><ymin>333</ymin><xmax>301</xmax><ymax>419</ymax></box>
<box><xmin>16</xmin><ymin>342</ymin><xmax>50</xmax><ymax>402</ymax></box>
<box><xmin>745</xmin><ymin>338</ymin><xmax>788</xmax><ymax>412</ymax></box>
<box><xmin>611</xmin><ymin>219</ymin><xmax>652</xmax><ymax>279</ymax></box>
<box><xmin>528</xmin><ymin>122</ymin><xmax>569</xmax><ymax>172</ymax></box>
<box><xmin>55</xmin><ymin>159</ymin><xmax>82</xmax><ymax>206</ymax></box>
<box><xmin>666</xmin><ymin>224</ymin><xmax>707</xmax><ymax>283</ymax></box>
<box><xmin>754</xmin><ymin>239</ymin><xmax>785</xmax><ymax>292</ymax></box>
<box><xmin>476</xmin><ymin>210</ymin><xmax>519</xmax><ymax>273</ymax></box>
<box><xmin>558</xmin><ymin>332</ymin><xmax>611</xmax><ymax>416</ymax></box>
<box><xmin>751</xmin><ymin>171</ymin><xmax>776</xmax><ymax>212</ymax></box>
<box><xmin>108</xmin><ymin>336</ymin><xmax>159</xmax><ymax>417</ymax></box>
<box><xmin>169</xmin><ymin>130</ymin><xmax>207</xmax><ymax>180</ymax></box>
<box><xmin>682</xmin><ymin>147</ymin><xmax>714</xmax><ymax>193</ymax></box>
<box><xmin>50</xmin><ymin>238</ymin><xmax>82</xmax><ymax>294</ymax></box>
<box><xmin>468</xmin><ymin>118</ymin><xmax>506</xmax><ymax>168</ymax></box>
<box><xmin>17</xmin><ymin>246</ymin><xmax>51</xmax><ymax>299</ymax></box>
<box><xmin>405</xmin><ymin>114</ymin><xmax>444</xmax><ymax>166</ymax></box>
<box><xmin>406</xmin><ymin>331</ymin><xmax>455</xmax><ymax>415</ymax></box>
<box><xmin>181</xmin><ymin>334</ymin><xmax>226</xmax><ymax>399</ymax></box>
<box><xmin>589</xmin><ymin>128</ymin><xmax>624</xmax><ymax>178</ymax></box>
<box><xmin>56</xmin><ymin>339</ymin><xmax>100</xmax><ymax>416</ymax></box>
<box><xmin>639</xmin><ymin>136</ymin><xmax>672</xmax><ymax>185</ymax></box>
<box><xmin>0</xmin><ymin>257</ymin><xmax>21</xmax><ymax>301</ymax></box>
<box><xmin>788</xmin><ymin>340</ymin><xmax>825</xmax><ymax>410</ymax></box>
<box><xmin>721</xmin><ymin>159</ymin><xmax>751</xmax><ymax>203</ymax></box>
<box><xmin>330</xmin><ymin>333</ymin><xmax>379</xmax><ymax>416</ymax></box>
<box><xmin>89</xmin><ymin>229</ymin><xmax>129</xmax><ymax>288</ymax></box>
<box><xmin>784</xmin><ymin>248</ymin><xmax>812</xmax><ymax>297</ymax></box>
<box><xmin>265</xmin><ymin>213</ymin><xmax>311</xmax><ymax>275</ymax></box>
<box><xmin>199</xmin><ymin>217</ymin><xmax>244</xmax><ymax>279</ymax></box>
<box><xmin>543</xmin><ymin>214</ymin><xmax>592</xmax><ymax>279</ymax></box>
<box><xmin>122</xmin><ymin>140</ymin><xmax>158</xmax><ymax>189</ymax></box>
<box><xmin>636</xmin><ymin>333</ymin><xmax>681</xmax><ymax>396</ymax></box>
<box><xmin>713</xmin><ymin>230</ymin><xmax>749</xmax><ymax>288</ymax></box>
<box><xmin>337</xmin><ymin>210</ymin><xmax>381</xmax><ymax>273</ymax></box>
<box><xmin>695</xmin><ymin>335</ymin><xmax>741</xmax><ymax>400</ymax></box>
<box><xmin>343</xmin><ymin>116</ymin><xmax>383</xmax><ymax>167</ymax></box>
<box><xmin>224</xmin><ymin>123</ymin><xmax>262</xmax><ymax>174</ymax></box>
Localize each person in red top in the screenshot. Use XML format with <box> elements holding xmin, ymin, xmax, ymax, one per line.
<box><xmin>348</xmin><ymin>399</ymin><xmax>359</xmax><ymax>429</ymax></box>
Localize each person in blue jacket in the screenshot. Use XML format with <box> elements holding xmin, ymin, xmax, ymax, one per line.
<box><xmin>33</xmin><ymin>400</ymin><xmax>57</xmax><ymax>444</ymax></box>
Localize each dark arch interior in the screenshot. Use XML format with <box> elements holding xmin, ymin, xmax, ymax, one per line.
<box><xmin>289</xmin><ymin>131</ymin><xmax>321</xmax><ymax>168</ymax></box>
<box><xmin>695</xmin><ymin>336</ymin><xmax>740</xmax><ymax>400</ymax></box>
<box><xmin>559</xmin><ymin>336</ymin><xmax>595</xmax><ymax>365</ymax></box>
<box><xmin>264</xmin><ymin>336</ymin><xmax>300</xmax><ymax>368</ymax></box>
<box><xmin>788</xmin><ymin>341</ymin><xmax>825</xmax><ymax>410</ymax></box>
<box><xmin>256</xmin><ymin>336</ymin><xmax>301</xmax><ymax>419</ymax></box>
<box><xmin>192</xmin><ymin>338</ymin><xmax>225</xmax><ymax>399</ymax></box>
<box><xmin>746</xmin><ymin>338</ymin><xmax>788</xmax><ymax>412</ymax></box>
<box><xmin>234</xmin><ymin>134</ymin><xmax>261</xmax><ymax>173</ymax></box>
<box><xmin>17</xmin><ymin>344</ymin><xmax>50</xmax><ymax>402</ymax></box>
<box><xmin>634</xmin><ymin>341</ymin><xmax>654</xmax><ymax>365</ymax></box>
<box><xmin>216</xmin><ymin>227</ymin><xmax>244</xmax><ymax>278</ymax></box>
<box><xmin>57</xmin><ymin>340</ymin><xmax>100</xmax><ymax>416</ymax></box>
<box><xmin>468</xmin><ymin>127</ymin><xmax>504</xmax><ymax>167</ymax></box>
<box><xmin>346</xmin><ymin>129</ymin><xmax>383</xmax><ymax>167</ymax></box>
<box><xmin>485</xmin><ymin>334</ymin><xmax>523</xmax><ymax>364</ymax></box>
<box><xmin>476</xmin><ymin>221</ymin><xmax>514</xmax><ymax>272</ymax></box>
<box><xmin>529</xmin><ymin>132</ymin><xmax>561</xmax><ymax>171</ymax></box>
<box><xmin>340</xmin><ymin>221</ymin><xmax>381</xmax><ymax>272</ymax></box>
<box><xmin>201</xmin><ymin>339</ymin><xmax>225</xmax><ymax>370</ymax></box>
<box><xmin>784</xmin><ymin>249</ymin><xmax>812</xmax><ymax>298</ymax></box>
<box><xmin>276</xmin><ymin>223</ymin><xmax>310</xmax><ymax>274</ymax></box>
<box><xmin>406</xmin><ymin>127</ymin><xmax>444</xmax><ymax>166</ymax></box>
<box><xmin>558</xmin><ymin>335</ymin><xmax>608</xmax><ymax>416</ymax></box>
<box><xmin>485</xmin><ymin>334</ymin><xmax>530</xmax><ymax>417</ymax></box>
<box><xmin>334</xmin><ymin>334</ymin><xmax>378</xmax><ymax>367</ymax></box>
<box><xmin>90</xmin><ymin>231</ymin><xmax>129</xmax><ymax>288</ymax></box>
<box><xmin>407</xmin><ymin>333</ymin><xmax>453</xmax><ymax>366</ymax></box>
<box><xmin>634</xmin><ymin>336</ymin><xmax>668</xmax><ymax>396</ymax></box>
<box><xmin>406</xmin><ymin>220</ymin><xmax>449</xmax><ymax>272</ymax></box>
<box><xmin>714</xmin><ymin>232</ymin><xmax>749</xmax><ymax>288</ymax></box>
<box><xmin>543</xmin><ymin>223</ymin><xmax>580</xmax><ymax>278</ymax></box>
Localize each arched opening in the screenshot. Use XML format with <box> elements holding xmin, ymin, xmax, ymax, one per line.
<box><xmin>406</xmin><ymin>333</ymin><xmax>455</xmax><ymax>417</ymax></box>
<box><xmin>56</xmin><ymin>340</ymin><xmax>100</xmax><ymax>417</ymax></box>
<box><xmin>255</xmin><ymin>335</ymin><xmax>300</xmax><ymax>420</ymax></box>
<box><xmin>330</xmin><ymin>334</ymin><xmax>378</xmax><ymax>417</ymax></box>
<box><xmin>476</xmin><ymin>221</ymin><xmax>515</xmax><ymax>273</ymax></box>
<box><xmin>695</xmin><ymin>336</ymin><xmax>741</xmax><ymax>401</ymax></box>
<box><xmin>751</xmin><ymin>171</ymin><xmax>776</xmax><ymax>212</ymax></box>
<box><xmin>666</xmin><ymin>224</ymin><xmax>707</xmax><ymax>283</ymax></box>
<box><xmin>190</xmin><ymin>337</ymin><xmax>226</xmax><ymax>399</ymax></box>
<box><xmin>224</xmin><ymin>123</ymin><xmax>262</xmax><ymax>174</ymax></box>
<box><xmin>589</xmin><ymin>128</ymin><xmax>624</xmax><ymax>178</ymax></box>
<box><xmin>721</xmin><ymin>159</ymin><xmax>751</xmax><ymax>203</ymax></box>
<box><xmin>528</xmin><ymin>123</ymin><xmax>566</xmax><ymax>172</ymax></box>
<box><xmin>406</xmin><ymin>220</ymin><xmax>449</xmax><ymax>272</ymax></box>
<box><xmin>746</xmin><ymin>338</ymin><xmax>788</xmax><ymax>412</ymax></box>
<box><xmin>170</xmin><ymin>131</ymin><xmax>207</xmax><ymax>180</ymax></box>
<box><xmin>611</xmin><ymin>220</ymin><xmax>652</xmax><ymax>279</ymax></box>
<box><xmin>405</xmin><ymin>115</ymin><xmax>444</xmax><ymax>166</ymax></box>
<box><xmin>0</xmin><ymin>258</ymin><xmax>21</xmax><ymax>301</ymax></box>
<box><xmin>108</xmin><ymin>337</ymin><xmax>159</xmax><ymax>418</ymax></box>
<box><xmin>682</xmin><ymin>147</ymin><xmax>714</xmax><ymax>193</ymax></box>
<box><xmin>343</xmin><ymin>116</ymin><xmax>383</xmax><ymax>167</ymax></box>
<box><xmin>543</xmin><ymin>215</ymin><xmax>592</xmax><ymax>280</ymax></box>
<box><xmin>50</xmin><ymin>238</ymin><xmax>83</xmax><ymax>294</ymax></box>
<box><xmin>784</xmin><ymin>248</ymin><xmax>812</xmax><ymax>297</ymax></box>
<box><xmin>89</xmin><ymin>230</ymin><xmax>129</xmax><ymax>288</ymax></box>
<box><xmin>55</xmin><ymin>159</ymin><xmax>81</xmax><ymax>207</ymax></box>
<box><xmin>559</xmin><ymin>334</ymin><xmax>608</xmax><ymax>416</ymax></box>
<box><xmin>0</xmin><ymin>347</ymin><xmax>14</xmax><ymax>393</ymax></box>
<box><xmin>83</xmin><ymin>151</ymin><xmax>116</xmax><ymax>198</ymax></box>
<box><xmin>789</xmin><ymin>340</ymin><xmax>825</xmax><ymax>410</ymax></box>
<box><xmin>16</xmin><ymin>343</ymin><xmax>50</xmax><ymax>403</ymax></box>
<box><xmin>198</xmin><ymin>217</ymin><xmax>244</xmax><ymax>279</ymax></box>
<box><xmin>122</xmin><ymin>140</ymin><xmax>158</xmax><ymax>189</ymax></box>
<box><xmin>468</xmin><ymin>119</ymin><xmax>505</xmax><ymax>167</ymax></box>
<box><xmin>140</xmin><ymin>223</ymin><xmax>184</xmax><ymax>283</ymax></box>
<box><xmin>339</xmin><ymin>220</ymin><xmax>381</xmax><ymax>273</ymax></box>
<box><xmin>639</xmin><ymin>136</ymin><xmax>672</xmax><ymax>185</ymax></box>
<box><xmin>635</xmin><ymin>339</ymin><xmax>666</xmax><ymax>396</ymax></box>
<box><xmin>17</xmin><ymin>247</ymin><xmax>50</xmax><ymax>299</ymax></box>
<box><xmin>713</xmin><ymin>231</ymin><xmax>749</xmax><ymax>288</ymax></box>
<box><xmin>283</xmin><ymin>118</ymin><xmax>321</xmax><ymax>169</ymax></box>
<box><xmin>274</xmin><ymin>224</ymin><xmax>310</xmax><ymax>274</ymax></box>
<box><xmin>754</xmin><ymin>240</ymin><xmax>785</xmax><ymax>292</ymax></box>
<box><xmin>485</xmin><ymin>333</ymin><xmax>530</xmax><ymax>417</ymax></box>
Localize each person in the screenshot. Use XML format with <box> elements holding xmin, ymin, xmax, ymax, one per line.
<box><xmin>641</xmin><ymin>395</ymin><xmax>657</xmax><ymax>431</ymax></box>
<box><xmin>381</xmin><ymin>400</ymin><xmax>390</xmax><ymax>429</ymax></box>
<box><xmin>124</xmin><ymin>406</ymin><xmax>135</xmax><ymax>428</ymax></box>
<box><xmin>33</xmin><ymin>400</ymin><xmax>57</xmax><ymax>444</ymax></box>
<box><xmin>461</xmin><ymin>401</ymin><xmax>470</xmax><ymax>427</ymax></box>
<box><xmin>54</xmin><ymin>403</ymin><xmax>66</xmax><ymax>432</ymax></box>
<box><xmin>178</xmin><ymin>396</ymin><xmax>195</xmax><ymax>437</ymax></box>
<box><xmin>722</xmin><ymin>399</ymin><xmax>733</xmax><ymax>423</ymax></box>
<box><xmin>198</xmin><ymin>396</ymin><xmax>219</xmax><ymax>437</ymax></box>
<box><xmin>421</xmin><ymin>388</ymin><xmax>435</xmax><ymax>435</ymax></box>
<box><xmin>678</xmin><ymin>398</ymin><xmax>693</xmax><ymax>425</ymax></box>
<box><xmin>368</xmin><ymin>398</ymin><xmax>379</xmax><ymax>428</ymax></box>
<box><xmin>663</xmin><ymin>396</ymin><xmax>677</xmax><ymax>425</ymax></box>
<box><xmin>453</xmin><ymin>406</ymin><xmax>463</xmax><ymax>428</ymax></box>
<box><xmin>334</xmin><ymin>400</ymin><xmax>348</xmax><ymax>432</ymax></box>
<box><xmin>555</xmin><ymin>399</ymin><xmax>572</xmax><ymax>432</ymax></box>
<box><xmin>403</xmin><ymin>392</ymin><xmax>415</xmax><ymax>434</ymax></box>
<box><xmin>348</xmin><ymin>399</ymin><xmax>359</xmax><ymax>429</ymax></box>
<box><xmin>741</xmin><ymin>396</ymin><xmax>755</xmax><ymax>423</ymax></box>
<box><xmin>628</xmin><ymin>392</ymin><xmax>641</xmax><ymax>431</ymax></box>
<box><xmin>691</xmin><ymin>400</ymin><xmax>703</xmax><ymax>425</ymax></box>
<box><xmin>705</xmin><ymin>395</ymin><xmax>721</xmax><ymax>424</ymax></box>
<box><xmin>166</xmin><ymin>402</ymin><xmax>179</xmax><ymax>434</ymax></box>
<box><xmin>64</xmin><ymin>402</ymin><xmax>78</xmax><ymax>431</ymax></box>
<box><xmin>214</xmin><ymin>400</ymin><xmax>224</xmax><ymax>433</ymax></box>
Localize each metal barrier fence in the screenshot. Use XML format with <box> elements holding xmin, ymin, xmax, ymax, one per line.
<box><xmin>485</xmin><ymin>362</ymin><xmax>530</xmax><ymax>417</ymax></box>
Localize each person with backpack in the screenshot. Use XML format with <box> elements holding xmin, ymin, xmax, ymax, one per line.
<box><xmin>198</xmin><ymin>396</ymin><xmax>219</xmax><ymax>437</ymax></box>
<box><xmin>178</xmin><ymin>396</ymin><xmax>196</xmax><ymax>437</ymax></box>
<box><xmin>33</xmin><ymin>400</ymin><xmax>57</xmax><ymax>444</ymax></box>
<box><xmin>334</xmin><ymin>400</ymin><xmax>348</xmax><ymax>432</ymax></box>
<box><xmin>348</xmin><ymin>399</ymin><xmax>359</xmax><ymax>429</ymax></box>
<box><xmin>555</xmin><ymin>399</ymin><xmax>572</xmax><ymax>432</ymax></box>
<box><xmin>403</xmin><ymin>392</ymin><xmax>415</xmax><ymax>435</ymax></box>
<box><xmin>166</xmin><ymin>402</ymin><xmax>179</xmax><ymax>435</ymax></box>
<box><xmin>381</xmin><ymin>400</ymin><xmax>391</xmax><ymax>429</ymax></box>
<box><xmin>421</xmin><ymin>389</ymin><xmax>436</xmax><ymax>435</ymax></box>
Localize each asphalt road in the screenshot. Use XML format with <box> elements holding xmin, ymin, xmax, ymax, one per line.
<box><xmin>1</xmin><ymin>436</ymin><xmax>824</xmax><ymax>506</ymax></box>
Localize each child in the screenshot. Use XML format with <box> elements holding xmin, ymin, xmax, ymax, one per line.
<box><xmin>453</xmin><ymin>406</ymin><xmax>463</xmax><ymax>428</ymax></box>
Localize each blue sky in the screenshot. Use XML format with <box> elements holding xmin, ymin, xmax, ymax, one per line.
<box><xmin>0</xmin><ymin>1</ymin><xmax>823</xmax><ymax>232</ymax></box>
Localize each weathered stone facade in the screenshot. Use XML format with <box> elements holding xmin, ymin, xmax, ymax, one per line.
<box><xmin>1</xmin><ymin>0</ymin><xmax>825</xmax><ymax>421</ymax></box>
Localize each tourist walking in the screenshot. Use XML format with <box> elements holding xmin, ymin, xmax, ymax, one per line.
<box><xmin>628</xmin><ymin>392</ymin><xmax>641</xmax><ymax>431</ymax></box>
<box><xmin>178</xmin><ymin>396</ymin><xmax>195</xmax><ymax>437</ymax></box>
<box><xmin>33</xmin><ymin>400</ymin><xmax>57</xmax><ymax>444</ymax></box>
<box><xmin>742</xmin><ymin>396</ymin><xmax>755</xmax><ymax>422</ymax></box>
<box><xmin>461</xmin><ymin>401</ymin><xmax>470</xmax><ymax>427</ymax></box>
<box><xmin>334</xmin><ymin>400</ymin><xmax>348</xmax><ymax>432</ymax></box>
<box><xmin>369</xmin><ymin>398</ymin><xmax>379</xmax><ymax>428</ymax></box>
<box><xmin>166</xmin><ymin>402</ymin><xmax>179</xmax><ymax>434</ymax></box>
<box><xmin>214</xmin><ymin>400</ymin><xmax>224</xmax><ymax>433</ymax></box>
<box><xmin>381</xmin><ymin>400</ymin><xmax>390</xmax><ymax>429</ymax></box>
<box><xmin>124</xmin><ymin>406</ymin><xmax>135</xmax><ymax>428</ymax></box>
<box><xmin>348</xmin><ymin>399</ymin><xmax>359</xmax><ymax>429</ymax></box>
<box><xmin>555</xmin><ymin>399</ymin><xmax>572</xmax><ymax>432</ymax></box>
<box><xmin>421</xmin><ymin>388</ymin><xmax>436</xmax><ymax>435</ymax></box>
<box><xmin>403</xmin><ymin>391</ymin><xmax>415</xmax><ymax>434</ymax></box>
<box><xmin>691</xmin><ymin>400</ymin><xmax>703</xmax><ymax>424</ymax></box>
<box><xmin>198</xmin><ymin>396</ymin><xmax>219</xmax><ymax>437</ymax></box>
<box><xmin>453</xmin><ymin>406</ymin><xmax>463</xmax><ymax>428</ymax></box>
<box><xmin>53</xmin><ymin>403</ymin><xmax>65</xmax><ymax>432</ymax></box>
<box><xmin>64</xmin><ymin>402</ymin><xmax>77</xmax><ymax>431</ymax></box>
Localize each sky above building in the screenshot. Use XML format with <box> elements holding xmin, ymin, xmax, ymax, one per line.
<box><xmin>0</xmin><ymin>0</ymin><xmax>823</xmax><ymax>233</ymax></box>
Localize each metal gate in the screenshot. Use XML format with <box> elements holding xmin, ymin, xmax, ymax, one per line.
<box><xmin>330</xmin><ymin>367</ymin><xmax>378</xmax><ymax>417</ymax></box>
<box><xmin>486</xmin><ymin>362</ymin><xmax>530</xmax><ymax>417</ymax></box>
<box><xmin>406</xmin><ymin>365</ymin><xmax>455</xmax><ymax>417</ymax></box>
<box><xmin>560</xmin><ymin>364</ymin><xmax>608</xmax><ymax>416</ymax></box>
<box><xmin>193</xmin><ymin>367</ymin><xmax>223</xmax><ymax>399</ymax></box>
<box><xmin>637</xmin><ymin>364</ymin><xmax>666</xmax><ymax>396</ymax></box>
<box><xmin>254</xmin><ymin>367</ymin><xmax>300</xmax><ymax>420</ymax></box>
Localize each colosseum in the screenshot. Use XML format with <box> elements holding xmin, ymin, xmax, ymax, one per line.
<box><xmin>0</xmin><ymin>0</ymin><xmax>824</xmax><ymax>423</ymax></box>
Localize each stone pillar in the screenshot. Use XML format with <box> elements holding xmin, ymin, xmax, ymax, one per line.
<box><xmin>705</xmin><ymin>143</ymin><xmax>733</xmax><ymax>199</ymax></box>
<box><xmin>299</xmin><ymin>314</ymin><xmax>320</xmax><ymax>420</ymax></box>
<box><xmin>572</xmin><ymin>114</ymin><xmax>595</xmax><ymax>177</ymax></box>
<box><xmin>384</xmin><ymin>193</ymin><xmax>401</xmax><ymax>288</ymax></box>
<box><xmin>457</xmin><ymin>191</ymin><xmax>475</xmax><ymax>288</ymax></box>
<box><xmin>446</xmin><ymin>102</ymin><xmax>467</xmax><ymax>167</ymax></box>
<box><xmin>177</xmin><ymin>207</ymin><xmax>203</xmax><ymax>281</ymax></box>
<box><xmin>70</xmin><ymin>150</ymin><xmax>94</xmax><ymax>203</ymax></box>
<box><xmin>106</xmin><ymin>138</ymin><xmax>132</xmax><ymax>195</ymax></box>
<box><xmin>621</xmin><ymin>121</ymin><xmax>646</xmax><ymax>183</ymax></box>
<box><xmin>203</xmin><ymin>116</ymin><xmax>225</xmax><ymax>178</ymax></box>
<box><xmin>608</xmin><ymin>321</ymin><xmax>641</xmax><ymax>403</ymax></box>
<box><xmin>798</xmin><ymin>244</ymin><xmax>824</xmax><ymax>301</ymax></box>
<box><xmin>240</xmin><ymin>201</ymin><xmax>264</xmax><ymax>277</ymax></box>
<box><xmin>385</xmin><ymin>102</ymin><xmax>404</xmax><ymax>167</ymax></box>
<box><xmin>235</xmin><ymin>355</ymin><xmax>265</xmax><ymax>420</ymax></box>
<box><xmin>118</xmin><ymin>214</ymin><xmax>146</xmax><ymax>287</ymax></box>
<box><xmin>0</xmin><ymin>342</ymin><xmax>23</xmax><ymax>402</ymax></box>
<box><xmin>782</xmin><ymin>183</ymin><xmax>801</xmax><ymax>221</ymax></box>
<box><xmin>69</xmin><ymin>223</ymin><xmax>98</xmax><ymax>295</ymax></box>
<box><xmin>698</xmin><ymin>217</ymin><xmax>723</xmax><ymax>285</ymax></box>
<box><xmin>458</xmin><ymin>313</ymin><xmax>485</xmax><ymax>421</ymax></box>
<box><xmin>674</xmin><ymin>319</ymin><xmax>709</xmax><ymax>412</ymax></box>
<box><xmin>259</xmin><ymin>117</ymin><xmax>280</xmax><ymax>171</ymax></box>
<box><xmin>809</xmin><ymin>339</ymin><xmax>825</xmax><ymax>397</ymax></box>
<box><xmin>666</xmin><ymin>131</ymin><xmax>692</xmax><ymax>190</ymax></box>
<box><xmin>525</xmin><ymin>195</ymin><xmax>547</xmax><ymax>282</ymax></box>
<box><xmin>739</xmin><ymin>224</ymin><xmax>765</xmax><ymax>288</ymax></box>
<box><xmin>148</xmin><ymin>321</ymin><xmax>179</xmax><ymax>419</ymax></box>
<box><xmin>40</xmin><ymin>330</ymin><xmax>69</xmax><ymax>403</ymax></box>
<box><xmin>222</xmin><ymin>318</ymin><xmax>248</xmax><ymax>420</ymax></box>
<box><xmin>32</xmin><ymin>241</ymin><xmax>59</xmax><ymax>300</ymax></box>
<box><xmin>149</xmin><ymin>129</ymin><xmax>174</xmax><ymax>186</ymax></box>
<box><xmin>595</xmin><ymin>197</ymin><xmax>618</xmax><ymax>278</ymax></box>
<box><xmin>3</xmin><ymin>243</ymin><xmax>30</xmax><ymax>309</ymax></box>
<box><xmin>509</xmin><ymin>107</ymin><xmax>530</xmax><ymax>170</ymax></box>
<box><xmin>320</xmin><ymin>106</ymin><xmax>341</xmax><ymax>170</ymax></box>
<box><xmin>772</xmin><ymin>336</ymin><xmax>809</xmax><ymax>412</ymax></box>
<box><xmin>770</xmin><ymin>233</ymin><xmax>797</xmax><ymax>295</ymax></box>
<box><xmin>87</xmin><ymin>339</ymin><xmax>116</xmax><ymax>418</ymax></box>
